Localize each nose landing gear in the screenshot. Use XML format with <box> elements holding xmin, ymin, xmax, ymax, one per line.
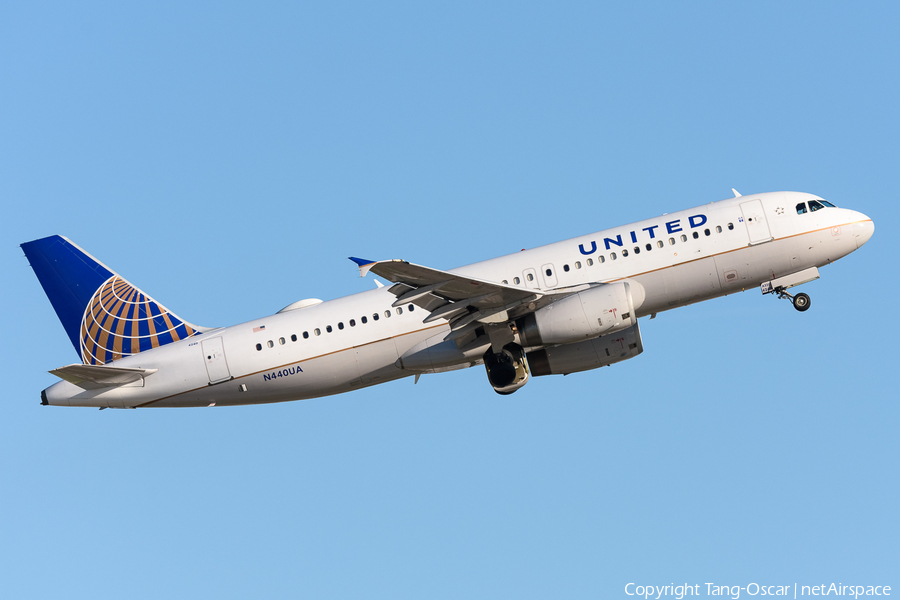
<box><xmin>792</xmin><ymin>292</ymin><xmax>811</xmax><ymax>312</ymax></box>
<box><xmin>760</xmin><ymin>267</ymin><xmax>819</xmax><ymax>313</ymax></box>
<box><xmin>772</xmin><ymin>287</ymin><xmax>811</xmax><ymax>312</ymax></box>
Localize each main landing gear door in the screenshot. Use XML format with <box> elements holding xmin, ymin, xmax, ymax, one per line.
<box><xmin>740</xmin><ymin>199</ymin><xmax>773</xmax><ymax>245</ymax></box>
<box><xmin>201</xmin><ymin>337</ymin><xmax>233</xmax><ymax>384</ymax></box>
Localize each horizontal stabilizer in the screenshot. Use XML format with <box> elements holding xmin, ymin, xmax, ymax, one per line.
<box><xmin>50</xmin><ymin>364</ymin><xmax>158</xmax><ymax>390</ymax></box>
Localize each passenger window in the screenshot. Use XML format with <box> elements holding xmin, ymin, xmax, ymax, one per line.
<box><xmin>563</xmin><ymin>265</ymin><xmax>570</xmax><ymax>272</ymax></box>
<box><xmin>587</xmin><ymin>258</ymin><xmax>593</xmax><ymax>266</ymax></box>
<box><xmin>326</xmin><ymin>325</ymin><xmax>333</xmax><ymax>333</ymax></box>
<box><xmin>545</xmin><ymin>268</ymin><xmax>552</xmax><ymax>276</ymax></box>
<box><xmin>514</xmin><ymin>277</ymin><xmax>521</xmax><ymax>284</ymax></box>
<box><xmin>526</xmin><ymin>273</ymin><xmax>534</xmax><ymax>281</ymax></box>
<box><xmin>361</xmin><ymin>316</ymin><xmax>368</xmax><ymax>324</ymax></box>
<box><xmin>657</xmin><ymin>240</ymin><xmax>663</xmax><ymax>248</ymax></box>
<box><xmin>384</xmin><ymin>310</ymin><xmax>391</xmax><ymax>318</ymax></box>
<box><xmin>622</xmin><ymin>249</ymin><xmax>629</xmax><ymax>257</ymax></box>
<box><xmin>669</xmin><ymin>238</ymin><xmax>675</xmax><ymax>245</ymax></box>
<box><xmin>291</xmin><ymin>334</ymin><xmax>297</xmax><ymax>342</ymax></box>
<box><xmin>599</xmin><ymin>255</ymin><xmax>605</xmax><ymax>263</ymax></box>
<box><xmin>350</xmin><ymin>319</ymin><xmax>356</xmax><ymax>327</ymax></box>
<box><xmin>633</xmin><ymin>247</ymin><xmax>640</xmax><ymax>254</ymax></box>
<box><xmin>256</xmin><ymin>343</ymin><xmax>262</xmax><ymax>351</ymax></box>
<box><xmin>502</xmin><ymin>279</ymin><xmax>508</xmax><ymax>284</ymax></box>
<box><xmin>267</xmin><ymin>340</ymin><xmax>274</xmax><ymax>348</ymax></box>
<box><xmin>408</xmin><ymin>304</ymin><xmax>415</xmax><ymax>312</ymax></box>
<box><xmin>279</xmin><ymin>337</ymin><xmax>285</xmax><ymax>345</ymax></box>
<box><xmin>338</xmin><ymin>322</ymin><xmax>344</xmax><ymax>330</ymax></box>
<box><xmin>796</xmin><ymin>203</ymin><xmax>807</xmax><ymax>215</ymax></box>
<box><xmin>575</xmin><ymin>261</ymin><xmax>581</xmax><ymax>269</ymax></box>
<box><xmin>611</xmin><ymin>252</ymin><xmax>617</xmax><ymax>260</ymax></box>
<box><xmin>809</xmin><ymin>200</ymin><xmax>824</xmax><ymax>212</ymax></box>
<box><xmin>716</xmin><ymin>226</ymin><xmax>722</xmax><ymax>233</ymax></box>
<box><xmin>646</xmin><ymin>243</ymin><xmax>652</xmax><ymax>251</ymax></box>
<box><xmin>373</xmin><ymin>313</ymin><xmax>379</xmax><ymax>321</ymax></box>
<box><xmin>681</xmin><ymin>234</ymin><xmax>688</xmax><ymax>242</ymax></box>
<box><xmin>314</xmin><ymin>328</ymin><xmax>321</xmax><ymax>336</ymax></box>
<box><xmin>727</xmin><ymin>222</ymin><xmax>734</xmax><ymax>230</ymax></box>
<box><xmin>303</xmin><ymin>331</ymin><xmax>309</xmax><ymax>339</ymax></box>
<box><xmin>397</xmin><ymin>307</ymin><xmax>403</xmax><ymax>315</ymax></box>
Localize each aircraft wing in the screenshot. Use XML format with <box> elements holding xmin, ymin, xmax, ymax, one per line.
<box><xmin>349</xmin><ymin>257</ymin><xmax>586</xmax><ymax>336</ymax></box>
<box><xmin>50</xmin><ymin>364</ymin><xmax>158</xmax><ymax>390</ymax></box>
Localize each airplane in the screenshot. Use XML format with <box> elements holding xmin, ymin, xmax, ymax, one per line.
<box><xmin>21</xmin><ymin>190</ymin><xmax>873</xmax><ymax>409</ymax></box>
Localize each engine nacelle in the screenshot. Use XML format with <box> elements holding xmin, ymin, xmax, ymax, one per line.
<box><xmin>398</xmin><ymin>332</ymin><xmax>487</xmax><ymax>373</ymax></box>
<box><xmin>483</xmin><ymin>343</ymin><xmax>530</xmax><ymax>395</ymax></box>
<box><xmin>517</xmin><ymin>281</ymin><xmax>642</xmax><ymax>347</ymax></box>
<box><xmin>527</xmin><ymin>321</ymin><xmax>643</xmax><ymax>376</ymax></box>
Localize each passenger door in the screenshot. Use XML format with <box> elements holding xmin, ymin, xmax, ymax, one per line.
<box><xmin>740</xmin><ymin>199</ymin><xmax>773</xmax><ymax>245</ymax></box>
<box><xmin>201</xmin><ymin>337</ymin><xmax>232</xmax><ymax>384</ymax></box>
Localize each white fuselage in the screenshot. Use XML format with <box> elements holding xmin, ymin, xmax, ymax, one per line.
<box><xmin>43</xmin><ymin>191</ymin><xmax>874</xmax><ymax>408</ymax></box>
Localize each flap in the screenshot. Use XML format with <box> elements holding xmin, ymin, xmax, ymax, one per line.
<box><xmin>50</xmin><ymin>364</ymin><xmax>158</xmax><ymax>390</ymax></box>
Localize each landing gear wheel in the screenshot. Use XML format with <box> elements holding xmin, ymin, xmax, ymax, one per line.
<box><xmin>792</xmin><ymin>292</ymin><xmax>811</xmax><ymax>312</ymax></box>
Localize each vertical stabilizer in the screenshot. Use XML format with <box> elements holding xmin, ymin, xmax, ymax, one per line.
<box><xmin>21</xmin><ymin>235</ymin><xmax>207</xmax><ymax>365</ymax></box>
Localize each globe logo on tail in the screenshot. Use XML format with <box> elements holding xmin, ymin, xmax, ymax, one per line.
<box><xmin>80</xmin><ymin>276</ymin><xmax>199</xmax><ymax>365</ymax></box>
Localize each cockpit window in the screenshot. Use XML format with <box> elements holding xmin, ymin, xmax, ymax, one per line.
<box><xmin>809</xmin><ymin>200</ymin><xmax>825</xmax><ymax>212</ymax></box>
<box><xmin>796</xmin><ymin>203</ymin><xmax>807</xmax><ymax>215</ymax></box>
<box><xmin>819</xmin><ymin>199</ymin><xmax>836</xmax><ymax>208</ymax></box>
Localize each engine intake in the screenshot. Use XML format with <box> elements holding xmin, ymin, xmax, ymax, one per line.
<box><xmin>483</xmin><ymin>343</ymin><xmax>530</xmax><ymax>395</ymax></box>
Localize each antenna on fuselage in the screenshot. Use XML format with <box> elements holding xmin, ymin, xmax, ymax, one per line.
<box><xmin>732</xmin><ymin>188</ymin><xmax>742</xmax><ymax>197</ymax></box>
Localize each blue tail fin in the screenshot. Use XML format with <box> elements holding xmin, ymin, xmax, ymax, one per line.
<box><xmin>21</xmin><ymin>235</ymin><xmax>206</xmax><ymax>365</ymax></box>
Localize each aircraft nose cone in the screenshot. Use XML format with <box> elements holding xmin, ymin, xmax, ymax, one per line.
<box><xmin>853</xmin><ymin>215</ymin><xmax>875</xmax><ymax>249</ymax></box>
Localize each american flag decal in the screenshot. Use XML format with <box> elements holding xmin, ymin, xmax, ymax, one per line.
<box><xmin>253</xmin><ymin>325</ymin><xmax>266</xmax><ymax>333</ymax></box>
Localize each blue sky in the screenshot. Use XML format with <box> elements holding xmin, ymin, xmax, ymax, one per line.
<box><xmin>1</xmin><ymin>2</ymin><xmax>897</xmax><ymax>598</ymax></box>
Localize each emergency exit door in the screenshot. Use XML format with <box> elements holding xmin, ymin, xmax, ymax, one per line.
<box><xmin>740</xmin><ymin>199</ymin><xmax>773</xmax><ymax>245</ymax></box>
<box><xmin>201</xmin><ymin>337</ymin><xmax>232</xmax><ymax>384</ymax></box>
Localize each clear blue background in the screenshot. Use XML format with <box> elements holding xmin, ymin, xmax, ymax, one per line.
<box><xmin>1</xmin><ymin>2</ymin><xmax>896</xmax><ymax>598</ymax></box>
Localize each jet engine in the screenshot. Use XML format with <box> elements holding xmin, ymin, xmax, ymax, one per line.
<box><xmin>483</xmin><ymin>343</ymin><xmax>530</xmax><ymax>395</ymax></box>
<box><xmin>516</xmin><ymin>281</ymin><xmax>643</xmax><ymax>347</ymax></box>
<box><xmin>527</xmin><ymin>321</ymin><xmax>643</xmax><ymax>376</ymax></box>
